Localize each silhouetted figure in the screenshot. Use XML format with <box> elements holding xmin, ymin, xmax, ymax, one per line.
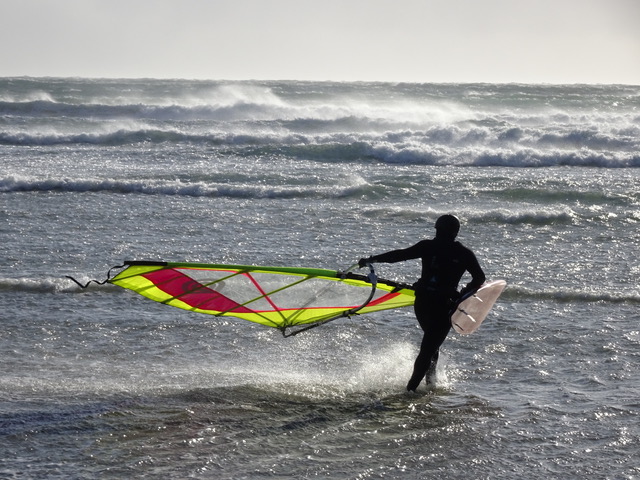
<box><xmin>359</xmin><ymin>215</ymin><xmax>485</xmax><ymax>391</ymax></box>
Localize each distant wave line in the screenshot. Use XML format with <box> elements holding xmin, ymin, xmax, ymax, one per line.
<box><xmin>0</xmin><ymin>276</ymin><xmax>87</xmax><ymax>294</ymax></box>
<box><xmin>362</xmin><ymin>206</ymin><xmax>639</xmax><ymax>226</ymax></box>
<box><xmin>483</xmin><ymin>187</ymin><xmax>636</xmax><ymax>206</ymax></box>
<box><xmin>502</xmin><ymin>286</ymin><xmax>640</xmax><ymax>305</ymax></box>
<box><xmin>2</xmin><ymin>120</ymin><xmax>638</xmax><ymax>147</ymax></box>
<box><xmin>3</xmin><ymin>277</ymin><xmax>638</xmax><ymax>307</ymax></box>
<box><xmin>363</xmin><ymin>207</ymin><xmax>579</xmax><ymax>226</ymax></box>
<box><xmin>0</xmin><ymin>175</ymin><xmax>371</xmax><ymax>200</ymax></box>
<box><xmin>1</xmin><ymin>130</ymin><xmax>637</xmax><ymax>167</ymax></box>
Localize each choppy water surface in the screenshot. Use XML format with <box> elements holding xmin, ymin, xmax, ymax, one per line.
<box><xmin>1</xmin><ymin>78</ymin><xmax>639</xmax><ymax>478</ymax></box>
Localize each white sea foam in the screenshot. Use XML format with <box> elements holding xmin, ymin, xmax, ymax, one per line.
<box><xmin>0</xmin><ymin>173</ymin><xmax>373</xmax><ymax>201</ymax></box>
<box><xmin>0</xmin><ymin>276</ymin><xmax>79</xmax><ymax>293</ymax></box>
<box><xmin>1</xmin><ymin>79</ymin><xmax>638</xmax><ymax>167</ymax></box>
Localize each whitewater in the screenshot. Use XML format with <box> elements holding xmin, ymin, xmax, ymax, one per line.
<box><xmin>1</xmin><ymin>77</ymin><xmax>639</xmax><ymax>479</ymax></box>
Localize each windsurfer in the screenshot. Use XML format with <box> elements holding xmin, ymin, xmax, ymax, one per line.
<box><xmin>359</xmin><ymin>214</ymin><xmax>485</xmax><ymax>392</ymax></box>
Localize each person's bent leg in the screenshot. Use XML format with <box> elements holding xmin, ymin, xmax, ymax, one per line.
<box><xmin>406</xmin><ymin>296</ymin><xmax>451</xmax><ymax>392</ymax></box>
<box><xmin>406</xmin><ymin>323</ymin><xmax>450</xmax><ymax>391</ymax></box>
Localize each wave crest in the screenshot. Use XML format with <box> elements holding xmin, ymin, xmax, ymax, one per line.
<box><xmin>0</xmin><ymin>276</ymin><xmax>80</xmax><ymax>294</ymax></box>
<box><xmin>503</xmin><ymin>286</ymin><xmax>640</xmax><ymax>305</ymax></box>
<box><xmin>2</xmin><ymin>80</ymin><xmax>639</xmax><ymax>168</ymax></box>
<box><xmin>470</xmin><ymin>209</ymin><xmax>577</xmax><ymax>225</ymax></box>
<box><xmin>0</xmin><ymin>175</ymin><xmax>373</xmax><ymax>200</ymax></box>
<box><xmin>364</xmin><ymin>207</ymin><xmax>579</xmax><ymax>226</ymax></box>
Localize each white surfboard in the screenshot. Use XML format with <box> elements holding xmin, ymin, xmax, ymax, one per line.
<box><xmin>451</xmin><ymin>280</ymin><xmax>507</xmax><ymax>334</ymax></box>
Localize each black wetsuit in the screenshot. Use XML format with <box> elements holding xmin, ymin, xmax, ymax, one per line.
<box><xmin>368</xmin><ymin>237</ymin><xmax>485</xmax><ymax>391</ymax></box>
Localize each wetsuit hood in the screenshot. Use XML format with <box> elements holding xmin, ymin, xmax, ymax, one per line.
<box><xmin>435</xmin><ymin>214</ymin><xmax>460</xmax><ymax>240</ymax></box>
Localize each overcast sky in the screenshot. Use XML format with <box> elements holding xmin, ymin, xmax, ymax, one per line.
<box><xmin>1</xmin><ymin>0</ymin><xmax>638</xmax><ymax>84</ymax></box>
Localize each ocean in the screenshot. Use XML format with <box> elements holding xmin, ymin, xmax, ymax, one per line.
<box><xmin>1</xmin><ymin>77</ymin><xmax>639</xmax><ymax>479</ymax></box>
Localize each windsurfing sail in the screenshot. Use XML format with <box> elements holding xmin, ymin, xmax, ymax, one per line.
<box><xmin>98</xmin><ymin>261</ymin><xmax>415</xmax><ymax>336</ymax></box>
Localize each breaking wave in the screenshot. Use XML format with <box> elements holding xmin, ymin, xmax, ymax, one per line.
<box><xmin>4</xmin><ymin>275</ymin><xmax>637</xmax><ymax>307</ymax></box>
<box><xmin>2</xmin><ymin>130</ymin><xmax>638</xmax><ymax>167</ymax></box>
<box><xmin>0</xmin><ymin>175</ymin><xmax>372</xmax><ymax>200</ymax></box>
<box><xmin>2</xmin><ymin>79</ymin><xmax>639</xmax><ymax>168</ymax></box>
<box><xmin>0</xmin><ymin>276</ymin><xmax>81</xmax><ymax>294</ymax></box>
<box><xmin>503</xmin><ymin>285</ymin><xmax>640</xmax><ymax>305</ymax></box>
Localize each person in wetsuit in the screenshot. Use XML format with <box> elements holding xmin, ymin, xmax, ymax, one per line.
<box><xmin>359</xmin><ymin>214</ymin><xmax>485</xmax><ymax>392</ymax></box>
